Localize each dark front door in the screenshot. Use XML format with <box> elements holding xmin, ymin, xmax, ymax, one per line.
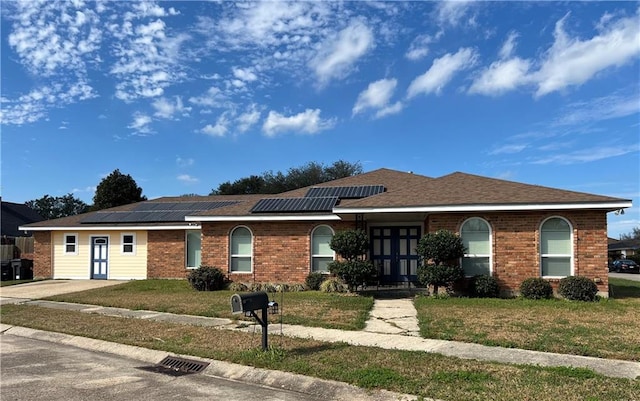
<box><xmin>91</xmin><ymin>237</ymin><xmax>108</xmax><ymax>279</ymax></box>
<box><xmin>370</xmin><ymin>226</ymin><xmax>421</xmax><ymax>283</ymax></box>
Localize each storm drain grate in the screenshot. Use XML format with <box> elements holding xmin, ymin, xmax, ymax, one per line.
<box><xmin>137</xmin><ymin>356</ymin><xmax>209</xmax><ymax>377</ymax></box>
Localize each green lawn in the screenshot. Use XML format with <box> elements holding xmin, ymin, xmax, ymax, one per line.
<box><xmin>46</xmin><ymin>279</ymin><xmax>373</xmax><ymax>330</ymax></box>
<box><xmin>0</xmin><ymin>279</ymin><xmax>38</xmax><ymax>287</ymax></box>
<box><xmin>2</xmin><ymin>304</ymin><xmax>637</xmax><ymax>401</ymax></box>
<box><xmin>414</xmin><ymin>277</ymin><xmax>640</xmax><ymax>361</ymax></box>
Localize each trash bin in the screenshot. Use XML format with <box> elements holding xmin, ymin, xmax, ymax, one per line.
<box><xmin>1</xmin><ymin>260</ymin><xmax>13</xmax><ymax>281</ymax></box>
<box><xmin>10</xmin><ymin>259</ymin><xmax>33</xmax><ymax>280</ymax></box>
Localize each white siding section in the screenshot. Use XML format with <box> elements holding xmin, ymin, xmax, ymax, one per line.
<box><xmin>53</xmin><ymin>231</ymin><xmax>147</xmax><ymax>280</ymax></box>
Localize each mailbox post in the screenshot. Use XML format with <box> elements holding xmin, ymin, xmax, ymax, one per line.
<box><xmin>230</xmin><ymin>291</ymin><xmax>275</xmax><ymax>351</ymax></box>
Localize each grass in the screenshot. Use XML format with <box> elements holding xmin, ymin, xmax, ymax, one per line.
<box><xmin>0</xmin><ymin>279</ymin><xmax>39</xmax><ymax>287</ymax></box>
<box><xmin>45</xmin><ymin>279</ymin><xmax>373</xmax><ymax>330</ymax></box>
<box><xmin>415</xmin><ymin>277</ymin><xmax>640</xmax><ymax>361</ymax></box>
<box><xmin>2</xmin><ymin>304</ymin><xmax>638</xmax><ymax>401</ymax></box>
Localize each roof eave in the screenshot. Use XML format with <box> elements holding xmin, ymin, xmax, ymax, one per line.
<box><xmin>19</xmin><ymin>224</ymin><xmax>202</xmax><ymax>231</ymax></box>
<box><xmin>185</xmin><ymin>214</ymin><xmax>341</xmax><ymax>222</ymax></box>
<box><xmin>333</xmin><ymin>201</ymin><xmax>633</xmax><ymax>214</ymax></box>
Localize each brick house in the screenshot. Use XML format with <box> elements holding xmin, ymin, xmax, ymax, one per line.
<box><xmin>20</xmin><ymin>169</ymin><xmax>631</xmax><ymax>297</ymax></box>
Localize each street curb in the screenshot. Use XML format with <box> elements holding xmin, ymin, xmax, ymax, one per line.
<box><xmin>1</xmin><ymin>324</ymin><xmax>425</xmax><ymax>401</ymax></box>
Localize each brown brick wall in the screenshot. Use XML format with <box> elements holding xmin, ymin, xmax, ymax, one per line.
<box><xmin>33</xmin><ymin>231</ymin><xmax>52</xmax><ymax>279</ymax></box>
<box><xmin>147</xmin><ymin>230</ymin><xmax>188</xmax><ymax>279</ymax></box>
<box><xmin>201</xmin><ymin>221</ymin><xmax>354</xmax><ymax>283</ymax></box>
<box><xmin>426</xmin><ymin>210</ymin><xmax>609</xmax><ymax>296</ymax></box>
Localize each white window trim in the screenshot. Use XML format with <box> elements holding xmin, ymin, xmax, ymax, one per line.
<box><xmin>185</xmin><ymin>230</ymin><xmax>202</xmax><ymax>270</ymax></box>
<box><xmin>64</xmin><ymin>233</ymin><xmax>78</xmax><ymax>255</ymax></box>
<box><xmin>460</xmin><ymin>218</ymin><xmax>493</xmax><ymax>277</ymax></box>
<box><xmin>540</xmin><ymin>216</ymin><xmax>574</xmax><ymax>278</ymax></box>
<box><xmin>230</xmin><ymin>226</ymin><xmax>253</xmax><ymax>274</ymax></box>
<box><xmin>121</xmin><ymin>233</ymin><xmax>136</xmax><ymax>255</ymax></box>
<box><xmin>310</xmin><ymin>225</ymin><xmax>335</xmax><ymax>274</ymax></box>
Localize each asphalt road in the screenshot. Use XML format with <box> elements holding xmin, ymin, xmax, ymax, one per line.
<box><xmin>0</xmin><ymin>334</ymin><xmax>323</xmax><ymax>401</ymax></box>
<box><xmin>609</xmin><ymin>272</ymin><xmax>640</xmax><ymax>282</ymax></box>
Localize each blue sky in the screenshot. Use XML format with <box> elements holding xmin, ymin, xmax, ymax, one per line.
<box><xmin>1</xmin><ymin>1</ymin><xmax>638</xmax><ymax>238</ymax></box>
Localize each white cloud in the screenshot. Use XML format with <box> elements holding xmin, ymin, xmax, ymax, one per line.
<box><xmin>237</xmin><ymin>104</ymin><xmax>261</xmax><ymax>133</ymax></box>
<box><xmin>532</xmin><ymin>145</ymin><xmax>639</xmax><ymax>165</ymax></box>
<box><xmin>405</xmin><ymin>32</ymin><xmax>442</xmax><ymax>61</ymax></box>
<box><xmin>435</xmin><ymin>1</ymin><xmax>474</xmax><ymax>27</ymax></box>
<box><xmin>533</xmin><ymin>11</ymin><xmax>640</xmax><ymax>97</ymax></box>
<box><xmin>188</xmin><ymin>87</ymin><xmax>227</xmax><ymax>108</ymax></box>
<box><xmin>555</xmin><ymin>93</ymin><xmax>640</xmax><ymax>126</ymax></box>
<box><xmin>262</xmin><ymin>109</ymin><xmax>336</xmax><ymax>136</ymax></box>
<box><xmin>311</xmin><ymin>20</ymin><xmax>374</xmax><ymax>86</ymax></box>
<box><xmin>374</xmin><ymin>101</ymin><xmax>404</xmax><ymax>119</ymax></box>
<box><xmin>499</xmin><ymin>31</ymin><xmax>519</xmax><ymax>59</ymax></box>
<box><xmin>407</xmin><ymin>48</ymin><xmax>478</xmax><ymax>98</ymax></box>
<box><xmin>176</xmin><ymin>157</ymin><xmax>194</xmax><ymax>167</ymax></box>
<box><xmin>353</xmin><ymin>78</ymin><xmax>398</xmax><ymax>115</ymax></box>
<box><xmin>489</xmin><ymin>144</ymin><xmax>528</xmax><ymax>155</ymax></box>
<box><xmin>177</xmin><ymin>174</ymin><xmax>199</xmax><ymax>184</ymax></box>
<box><xmin>201</xmin><ymin>114</ymin><xmax>230</xmax><ymax>137</ymax></box>
<box><xmin>469</xmin><ymin>57</ymin><xmax>531</xmax><ymax>96</ymax></box>
<box><xmin>128</xmin><ymin>112</ymin><xmax>153</xmax><ymax>135</ymax></box>
<box><xmin>232</xmin><ymin>67</ymin><xmax>258</xmax><ymax>82</ymax></box>
<box><xmin>152</xmin><ymin>96</ymin><xmax>191</xmax><ymax>119</ymax></box>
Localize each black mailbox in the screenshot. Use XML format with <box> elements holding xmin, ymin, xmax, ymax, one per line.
<box><xmin>230</xmin><ymin>291</ymin><xmax>269</xmax><ymax>314</ymax></box>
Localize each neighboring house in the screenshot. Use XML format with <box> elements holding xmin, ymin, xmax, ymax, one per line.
<box><xmin>20</xmin><ymin>169</ymin><xmax>632</xmax><ymax>297</ymax></box>
<box><xmin>608</xmin><ymin>238</ymin><xmax>640</xmax><ymax>259</ymax></box>
<box><xmin>1</xmin><ymin>199</ymin><xmax>45</xmax><ymax>260</ymax></box>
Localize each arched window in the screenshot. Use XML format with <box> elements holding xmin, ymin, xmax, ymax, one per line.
<box><xmin>540</xmin><ymin>217</ymin><xmax>573</xmax><ymax>277</ymax></box>
<box><xmin>461</xmin><ymin>218</ymin><xmax>491</xmax><ymax>276</ymax></box>
<box><xmin>230</xmin><ymin>226</ymin><xmax>252</xmax><ymax>273</ymax></box>
<box><xmin>311</xmin><ymin>225</ymin><xmax>335</xmax><ymax>273</ymax></box>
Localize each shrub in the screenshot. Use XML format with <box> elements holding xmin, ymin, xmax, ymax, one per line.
<box><xmin>558</xmin><ymin>276</ymin><xmax>598</xmax><ymax>301</ymax></box>
<box><xmin>329</xmin><ymin>260</ymin><xmax>377</xmax><ymax>292</ymax></box>
<box><xmin>305</xmin><ymin>272</ymin><xmax>327</xmax><ymax>291</ymax></box>
<box><xmin>187</xmin><ymin>266</ymin><xmax>227</xmax><ymax>291</ymax></box>
<box><xmin>320</xmin><ymin>277</ymin><xmax>348</xmax><ymax>293</ymax></box>
<box><xmin>287</xmin><ymin>283</ymin><xmax>307</xmax><ymax>292</ymax></box>
<box><xmin>228</xmin><ymin>282</ymin><xmax>249</xmax><ymax>292</ymax></box>
<box><xmin>417</xmin><ymin>264</ymin><xmax>464</xmax><ymax>295</ymax></box>
<box><xmin>416</xmin><ymin>230</ymin><xmax>466</xmax><ymax>266</ymax></box>
<box><xmin>520</xmin><ymin>278</ymin><xmax>553</xmax><ymax>300</ymax></box>
<box><xmin>471</xmin><ymin>275</ymin><xmax>500</xmax><ymax>298</ymax></box>
<box><xmin>330</xmin><ymin>229</ymin><xmax>369</xmax><ymax>261</ymax></box>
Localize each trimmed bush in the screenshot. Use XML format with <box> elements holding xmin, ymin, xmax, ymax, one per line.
<box><xmin>330</xmin><ymin>229</ymin><xmax>369</xmax><ymax>261</ymax></box>
<box><xmin>558</xmin><ymin>276</ymin><xmax>598</xmax><ymax>301</ymax></box>
<box><xmin>471</xmin><ymin>275</ymin><xmax>499</xmax><ymax>298</ymax></box>
<box><xmin>228</xmin><ymin>281</ymin><xmax>249</xmax><ymax>292</ymax></box>
<box><xmin>305</xmin><ymin>272</ymin><xmax>327</xmax><ymax>291</ymax></box>
<box><xmin>417</xmin><ymin>264</ymin><xmax>464</xmax><ymax>295</ymax></box>
<box><xmin>520</xmin><ymin>278</ymin><xmax>553</xmax><ymax>300</ymax></box>
<box><xmin>329</xmin><ymin>260</ymin><xmax>377</xmax><ymax>292</ymax></box>
<box><xmin>320</xmin><ymin>277</ymin><xmax>348</xmax><ymax>293</ymax></box>
<box><xmin>187</xmin><ymin>266</ymin><xmax>227</xmax><ymax>291</ymax></box>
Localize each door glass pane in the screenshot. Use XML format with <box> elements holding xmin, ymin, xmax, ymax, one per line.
<box><xmin>399</xmin><ymin>239</ymin><xmax>407</xmax><ymax>255</ymax></box>
<box><xmin>542</xmin><ymin>257</ymin><xmax>570</xmax><ymax>276</ymax></box>
<box><xmin>410</xmin><ymin>239</ymin><xmax>418</xmax><ymax>255</ymax></box>
<box><xmin>400</xmin><ymin>229</ymin><xmax>407</xmax><ymax>236</ymax></box>
<box><xmin>373</xmin><ymin>229</ymin><xmax>380</xmax><ymax>236</ymax></box>
<box><xmin>383</xmin><ymin>260</ymin><xmax>391</xmax><ymax>275</ymax></box>
<box><xmin>410</xmin><ymin>260</ymin><xmax>417</xmax><ymax>275</ymax></box>
<box><xmin>383</xmin><ymin>229</ymin><xmax>390</xmax><ymax>236</ymax></box>
<box><xmin>373</xmin><ymin>239</ymin><xmax>381</xmax><ymax>256</ymax></box>
<box><xmin>410</xmin><ymin>228</ymin><xmax>418</xmax><ymax>236</ymax></box>
<box><xmin>383</xmin><ymin>239</ymin><xmax>391</xmax><ymax>255</ymax></box>
<box><xmin>462</xmin><ymin>257</ymin><xmax>490</xmax><ymax>276</ymax></box>
<box><xmin>400</xmin><ymin>260</ymin><xmax>407</xmax><ymax>275</ymax></box>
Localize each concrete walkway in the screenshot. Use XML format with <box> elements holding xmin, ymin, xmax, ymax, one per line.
<box><xmin>10</xmin><ymin>298</ymin><xmax>640</xmax><ymax>380</ymax></box>
<box><xmin>364</xmin><ymin>298</ymin><xmax>420</xmax><ymax>336</ymax></box>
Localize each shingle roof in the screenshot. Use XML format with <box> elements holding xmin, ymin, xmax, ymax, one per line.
<box><xmin>20</xmin><ymin>168</ymin><xmax>631</xmax><ymax>228</ymax></box>
<box><xmin>1</xmin><ymin>201</ymin><xmax>45</xmax><ymax>237</ymax></box>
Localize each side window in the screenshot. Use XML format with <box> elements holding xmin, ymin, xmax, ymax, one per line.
<box><xmin>311</xmin><ymin>225</ymin><xmax>335</xmax><ymax>273</ymax></box>
<box><xmin>64</xmin><ymin>233</ymin><xmax>78</xmax><ymax>255</ymax></box>
<box><xmin>540</xmin><ymin>217</ymin><xmax>573</xmax><ymax>277</ymax></box>
<box><xmin>122</xmin><ymin>234</ymin><xmax>136</xmax><ymax>255</ymax></box>
<box><xmin>230</xmin><ymin>226</ymin><xmax>252</xmax><ymax>273</ymax></box>
<box><xmin>186</xmin><ymin>230</ymin><xmax>202</xmax><ymax>269</ymax></box>
<box><xmin>460</xmin><ymin>218</ymin><xmax>491</xmax><ymax>276</ymax></box>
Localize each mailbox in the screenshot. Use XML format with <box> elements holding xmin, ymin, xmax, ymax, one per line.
<box><xmin>231</xmin><ymin>291</ymin><xmax>269</xmax><ymax>314</ymax></box>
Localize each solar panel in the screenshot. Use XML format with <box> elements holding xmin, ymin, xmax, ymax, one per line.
<box><xmin>250</xmin><ymin>197</ymin><xmax>339</xmax><ymax>213</ymax></box>
<box><xmin>305</xmin><ymin>185</ymin><xmax>385</xmax><ymax>199</ymax></box>
<box><xmin>81</xmin><ymin>201</ymin><xmax>239</xmax><ymax>223</ymax></box>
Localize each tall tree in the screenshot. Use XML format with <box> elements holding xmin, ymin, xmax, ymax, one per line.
<box><xmin>93</xmin><ymin>169</ymin><xmax>146</xmax><ymax>210</ymax></box>
<box><xmin>25</xmin><ymin>193</ymin><xmax>88</xmax><ymax>219</ymax></box>
<box><xmin>619</xmin><ymin>227</ymin><xmax>640</xmax><ymax>240</ymax></box>
<box><xmin>210</xmin><ymin>160</ymin><xmax>362</xmax><ymax>195</ymax></box>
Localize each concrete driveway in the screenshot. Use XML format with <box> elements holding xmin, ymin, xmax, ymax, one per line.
<box><xmin>0</xmin><ymin>280</ymin><xmax>126</xmax><ymax>305</ymax></box>
<box><xmin>609</xmin><ymin>272</ymin><xmax>640</xmax><ymax>282</ymax></box>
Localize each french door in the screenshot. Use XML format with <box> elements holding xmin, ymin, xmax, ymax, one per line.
<box><xmin>370</xmin><ymin>226</ymin><xmax>421</xmax><ymax>283</ymax></box>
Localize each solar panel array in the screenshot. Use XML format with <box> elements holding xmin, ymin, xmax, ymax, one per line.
<box><xmin>250</xmin><ymin>197</ymin><xmax>339</xmax><ymax>213</ymax></box>
<box><xmin>81</xmin><ymin>201</ymin><xmax>239</xmax><ymax>224</ymax></box>
<box><xmin>305</xmin><ymin>185</ymin><xmax>385</xmax><ymax>199</ymax></box>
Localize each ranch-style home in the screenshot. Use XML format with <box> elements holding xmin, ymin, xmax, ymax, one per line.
<box><xmin>21</xmin><ymin>168</ymin><xmax>631</xmax><ymax>297</ymax></box>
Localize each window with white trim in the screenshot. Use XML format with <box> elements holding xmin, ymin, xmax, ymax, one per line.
<box><xmin>230</xmin><ymin>226</ymin><xmax>252</xmax><ymax>273</ymax></box>
<box><xmin>186</xmin><ymin>230</ymin><xmax>201</xmax><ymax>269</ymax></box>
<box><xmin>461</xmin><ymin>218</ymin><xmax>491</xmax><ymax>276</ymax></box>
<box><xmin>64</xmin><ymin>233</ymin><xmax>78</xmax><ymax>254</ymax></box>
<box><xmin>121</xmin><ymin>234</ymin><xmax>136</xmax><ymax>254</ymax></box>
<box><xmin>540</xmin><ymin>217</ymin><xmax>573</xmax><ymax>277</ymax></box>
<box><xmin>311</xmin><ymin>225</ymin><xmax>335</xmax><ymax>273</ymax></box>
